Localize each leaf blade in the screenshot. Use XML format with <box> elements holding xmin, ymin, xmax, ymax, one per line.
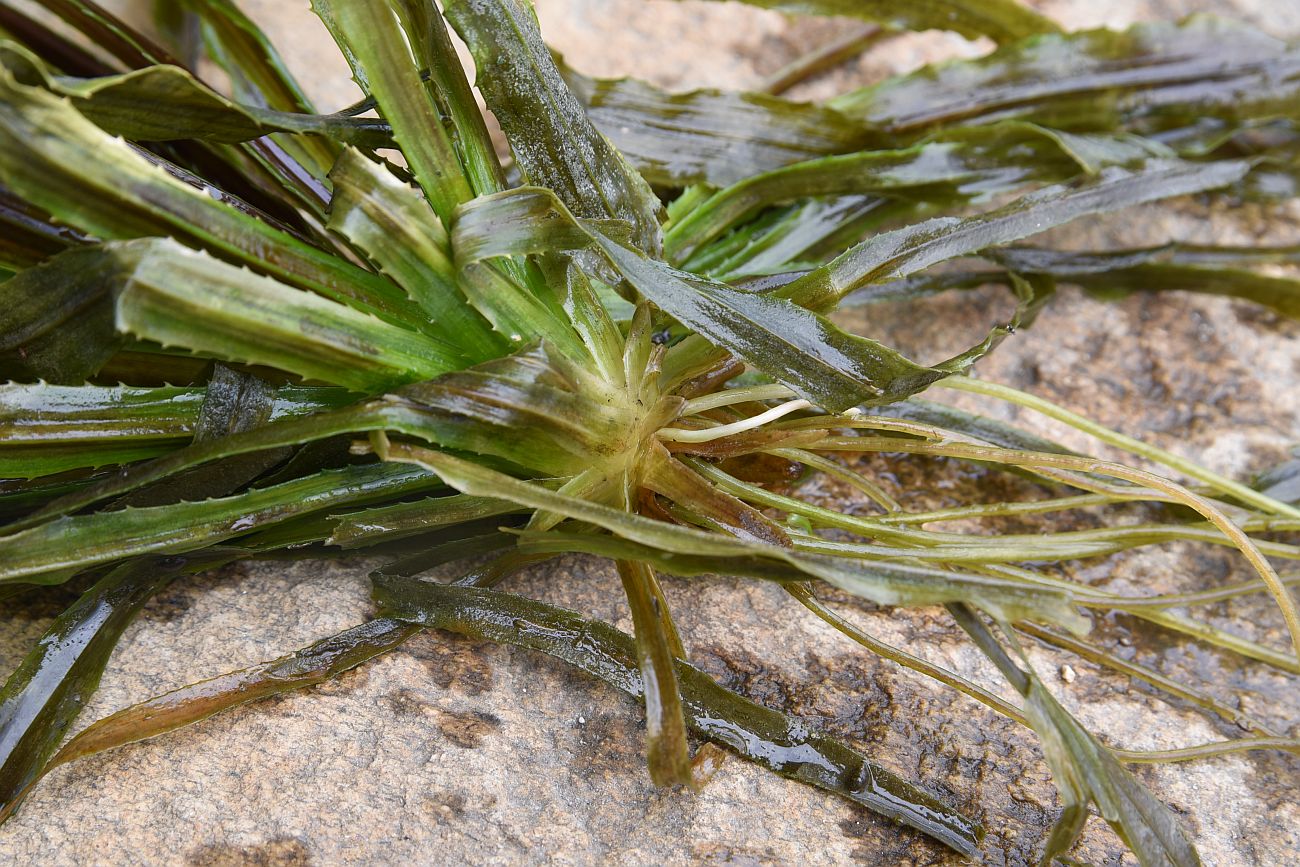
<box><xmin>446</xmin><ymin>0</ymin><xmax>662</xmax><ymax>255</ymax></box>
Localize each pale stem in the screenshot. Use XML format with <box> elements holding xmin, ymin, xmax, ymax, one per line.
<box><xmin>939</xmin><ymin>376</ymin><xmax>1300</xmax><ymax>519</ymax></box>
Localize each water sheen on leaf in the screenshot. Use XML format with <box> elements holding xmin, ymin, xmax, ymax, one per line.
<box><xmin>832</xmin><ymin>17</ymin><xmax>1300</xmax><ymax>139</ymax></box>
<box><xmin>446</xmin><ymin>0</ymin><xmax>663</xmax><ymax>255</ymax></box>
<box><xmin>678</xmin><ymin>0</ymin><xmax>1058</xmax><ymax>45</ymax></box>
<box><xmin>373</xmin><ymin>578</ymin><xmax>984</xmax><ymax>856</ymax></box>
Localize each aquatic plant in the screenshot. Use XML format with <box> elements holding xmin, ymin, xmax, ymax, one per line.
<box><xmin>1</xmin><ymin>1</ymin><xmax>1298</xmax><ymax>862</ymax></box>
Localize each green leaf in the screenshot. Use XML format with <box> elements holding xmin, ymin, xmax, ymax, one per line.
<box><xmin>701</xmin><ymin>195</ymin><xmax>897</xmax><ymax>279</ymax></box>
<box><xmin>451</xmin><ymin>190</ymin><xmax>617</xmax><ymax>364</ymax></box>
<box><xmin>389</xmin><ymin>0</ymin><xmax>507</xmax><ymax>199</ymax></box>
<box><xmin>174</xmin><ymin>0</ymin><xmax>338</xmax><ymax>179</ymax></box>
<box><xmin>0</xmin><ymin>245</ymin><xmax>126</xmax><ymax>383</ymax></box>
<box><xmin>0</xmin><ymin>616</ymin><xmax>418</xmax><ymax>825</ymax></box>
<box><xmin>373</xmin><ymin>578</ymin><xmax>983</xmax><ymax>856</ymax></box>
<box><xmin>781</xmin><ymin>159</ymin><xmax>1251</xmax><ymax>311</ymax></box>
<box><xmin>312</xmin><ymin>0</ymin><xmax>474</xmax><ymax>225</ymax></box>
<box><xmin>0</xmin><ymin>463</ymin><xmax>437</xmax><ymax>586</ymax></box>
<box><xmin>452</xmin><ymin>185</ymin><xmax>1044</xmax><ymax>411</ymax></box>
<box><xmin>991</xmin><ymin>245</ymin><xmax>1300</xmax><ymax>318</ymax></box>
<box><xmin>0</xmin><ymin>553</ymin><xmax>233</xmax><ymax>824</ymax></box>
<box><xmin>0</xmin><ymin>184</ymin><xmax>89</xmax><ymax>270</ymax></box>
<box><xmin>0</xmin><ymin>65</ymin><xmax>418</xmax><ymax>326</ymax></box>
<box><xmin>445</xmin><ymin>0</ymin><xmax>663</xmax><ymax>255</ymax></box>
<box><xmin>0</xmin><ymin>380</ymin><xmax>345</xmax><ymax>466</ymax></box>
<box><xmin>549</xmin><ymin>258</ymin><xmax>627</xmax><ymax>387</ymax></box>
<box><xmin>328</xmin><ymin>494</ymin><xmax>519</xmax><ymax>548</ymax></box>
<box><xmin>0</xmin><ymin>442</ymin><xmax>174</xmax><ymax>480</ymax></box>
<box><xmin>0</xmin><ymin>41</ymin><xmax>392</xmax><ymax>148</ymax></box>
<box><xmin>392</xmin><ymin>347</ymin><xmax>643</xmax><ymax>475</ymax></box>
<box><xmin>111</xmin><ymin>238</ymin><xmax>465</xmax><ymax>392</ymax></box>
<box><xmin>665</xmin><ymin>124</ymin><xmax>1165</xmax><ymax>263</ymax></box>
<box><xmin>327</xmin><ymin>148</ymin><xmax>504</xmax><ymax>362</ymax></box>
<box><xmin>645</xmin><ymin>444</ymin><xmax>792</xmax><ymax>547</ymax></box>
<box><xmin>0</xmin><ymin>383</ymin><xmax>203</xmax><ymax>447</ymax></box>
<box><xmin>679</xmin><ymin>0</ymin><xmax>1058</xmax><ymax>45</ymax></box>
<box><xmin>832</xmin><ymin>17</ymin><xmax>1300</xmax><ymax>138</ymax></box>
<box><xmin>564</xmin><ymin>63</ymin><xmax>878</xmax><ymax>188</ymax></box>
<box><xmin>387</xmin><ymin>447</ymin><xmax>1088</xmax><ymax>631</ymax></box>
<box><xmin>616</xmin><ymin>558</ymin><xmax>694</xmax><ymax>787</ymax></box>
<box><xmin>948</xmin><ymin>605</ymin><xmax>1199</xmax><ymax>867</ymax></box>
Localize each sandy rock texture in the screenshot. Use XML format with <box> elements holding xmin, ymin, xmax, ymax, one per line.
<box><xmin>2</xmin><ymin>0</ymin><xmax>1299</xmax><ymax>865</ymax></box>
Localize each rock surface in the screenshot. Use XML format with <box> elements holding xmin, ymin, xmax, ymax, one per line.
<box><xmin>2</xmin><ymin>1</ymin><xmax>1299</xmax><ymax>865</ymax></box>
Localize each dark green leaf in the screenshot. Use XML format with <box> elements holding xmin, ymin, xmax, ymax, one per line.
<box><xmin>832</xmin><ymin>17</ymin><xmax>1300</xmax><ymax>138</ymax></box>
<box><xmin>446</xmin><ymin>0</ymin><xmax>663</xmax><ymax>255</ymax></box>
<box><xmin>34</xmin><ymin>0</ymin><xmax>176</xmax><ymax>69</ymax></box>
<box><xmin>991</xmin><ymin>245</ymin><xmax>1300</xmax><ymax>318</ymax></box>
<box><xmin>0</xmin><ymin>42</ymin><xmax>392</xmax><ymax>148</ymax></box>
<box><xmin>0</xmin><ymin>380</ymin><xmax>347</xmax><ymax>475</ymax></box>
<box><xmin>616</xmin><ymin>559</ymin><xmax>694</xmax><ymax>787</ymax></box>
<box><xmin>175</xmin><ymin>0</ymin><xmax>338</xmax><ymax>178</ymax></box>
<box><xmin>0</xmin><ymin>552</ymin><xmax>232</xmax><ymax>823</ymax></box>
<box><xmin>948</xmin><ymin>605</ymin><xmax>1199</xmax><ymax>867</ymax></box>
<box><xmin>665</xmin><ymin>124</ymin><xmax>1166</xmax><ymax>263</ymax></box>
<box><xmin>3</xmin><ymin>398</ymin><xmax>426</xmax><ymax>528</ymax></box>
<box><xmin>176</xmin><ymin>0</ymin><xmax>314</xmax><ymax>112</ymax></box>
<box><xmin>680</xmin><ymin>0</ymin><xmax>1058</xmax><ymax>45</ymax></box>
<box><xmin>0</xmin><ymin>616</ymin><xmax>418</xmax><ymax>823</ymax></box>
<box><xmin>373</xmin><ymin>578</ymin><xmax>982</xmax><ymax>857</ymax></box>
<box><xmin>564</xmin><ymin>64</ymin><xmax>879</xmax><ymax>187</ymax></box>
<box><xmin>596</xmin><ymin>225</ymin><xmax>1045</xmax><ymax>411</ymax></box>
<box><xmin>1253</xmin><ymin>447</ymin><xmax>1300</xmax><ymax>506</ymax></box>
<box><xmin>0</xmin><ymin>184</ymin><xmax>90</xmax><ymax>270</ymax></box>
<box><xmin>781</xmin><ymin>159</ymin><xmax>1251</xmax><ymax>310</ymax></box>
<box><xmin>0</xmin><ymin>463</ymin><xmax>437</xmax><ymax>586</ymax></box>
<box><xmin>110</xmin><ymin>365</ymin><xmax>288</xmax><ymax>509</ymax></box>
<box><xmin>152</xmin><ymin>1</ymin><xmax>201</xmax><ymax>69</ymax></box>
<box><xmin>328</xmin><ymin>494</ymin><xmax>519</xmax><ymax>548</ymax></box>
<box><xmin>873</xmin><ymin>398</ymin><xmax>1078</xmax><ymax>456</ymax></box>
<box><xmin>0</xmin><ymin>246</ymin><xmax>126</xmax><ymax>383</ymax></box>
<box><xmin>847</xmin><ymin>241</ymin><xmax>1300</xmax><ymax>322</ymax></box>
<box><xmin>0</xmin><ymin>3</ymin><xmax>117</xmax><ymax>77</ymax></box>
